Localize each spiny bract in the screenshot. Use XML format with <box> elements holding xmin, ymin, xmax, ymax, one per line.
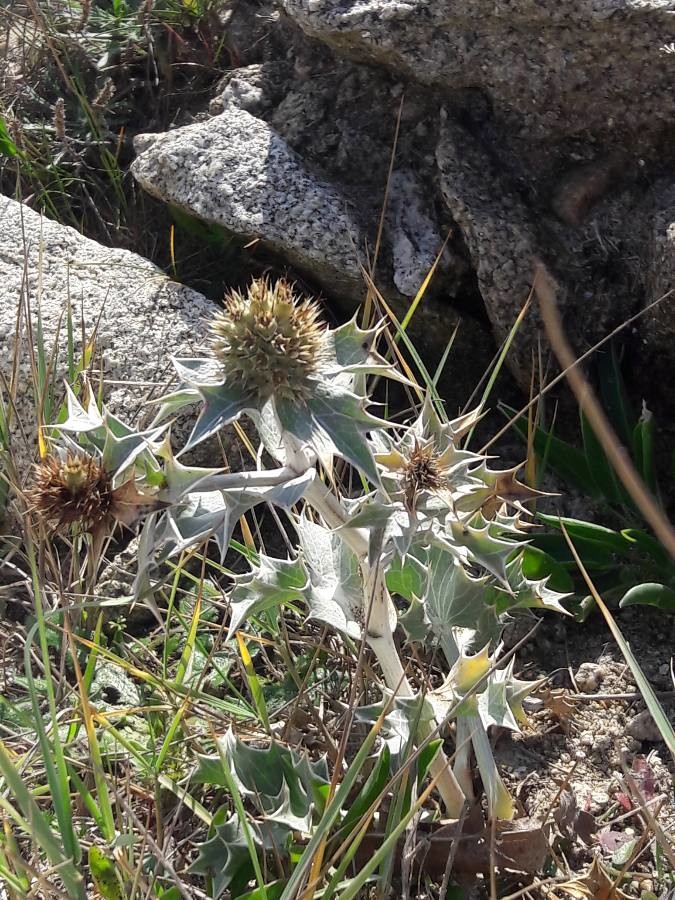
<box><xmin>210</xmin><ymin>278</ymin><xmax>327</xmax><ymax>402</ymax></box>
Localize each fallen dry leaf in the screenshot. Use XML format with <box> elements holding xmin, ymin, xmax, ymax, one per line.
<box><xmin>555</xmin><ymin>856</ymin><xmax>631</xmax><ymax>900</ymax></box>
<box><xmin>356</xmin><ymin>815</ymin><xmax>549</xmax><ymax>876</ymax></box>
<box><xmin>554</xmin><ymin>790</ymin><xmax>597</xmax><ymax>846</ymax></box>
<box><xmin>540</xmin><ymin>688</ymin><xmax>575</xmax><ymax>732</ymax></box>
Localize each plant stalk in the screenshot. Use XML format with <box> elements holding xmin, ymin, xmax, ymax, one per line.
<box><xmin>305</xmin><ymin>476</ymin><xmax>466</xmax><ymax>817</ymax></box>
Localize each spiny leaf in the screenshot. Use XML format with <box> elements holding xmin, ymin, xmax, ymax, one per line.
<box><xmin>195</xmin><ymin>730</ymin><xmax>329</xmax><ymax>825</ymax></box>
<box><xmin>354</xmin><ymin>694</ymin><xmax>437</xmax><ymax>772</ymax></box>
<box><xmin>227</xmin><ymin>555</ymin><xmax>308</xmax><ymax>639</ymax></box>
<box><xmin>307</xmin><ymin>382</ymin><xmax>385</xmax><ymax>484</ymax></box>
<box><xmin>182</xmin><ymin>381</ymin><xmax>252</xmax><ymax>452</ymax></box>
<box><xmin>189</xmin><ymin>809</ymin><xmax>275</xmax><ymax>899</ymax></box>
<box><xmin>101</xmin><ymin>420</ymin><xmax>167</xmax><ymax>478</ymax></box>
<box><xmin>296</xmin><ymin>516</ymin><xmax>367</xmax><ymax>638</ymax></box>
<box><xmin>440</xmin><ymin>516</ymin><xmax>517</xmax><ymax>587</ymax></box>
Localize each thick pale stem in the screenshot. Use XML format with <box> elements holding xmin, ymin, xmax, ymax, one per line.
<box><xmin>467</xmin><ymin>710</ymin><xmax>514</xmax><ymax>821</ymax></box>
<box><xmin>365</xmin><ymin>576</ymin><xmax>466</xmax><ymax>818</ymax></box>
<box><xmin>453</xmin><ymin>716</ymin><xmax>477</xmax><ymax>803</ymax></box>
<box><xmin>305</xmin><ymin>479</ymin><xmax>466</xmax><ymax>816</ymax></box>
<box><xmin>198</xmin><ymin>467</ymin><xmax>299</xmax><ymax>492</ymax></box>
<box><xmin>304</xmin><ymin>477</ymin><xmax>369</xmax><ymax>557</ymax></box>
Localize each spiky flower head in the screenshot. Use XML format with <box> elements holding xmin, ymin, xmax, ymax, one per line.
<box><xmin>29</xmin><ymin>452</ymin><xmax>114</xmax><ymax>533</ymax></box>
<box><xmin>164</xmin><ymin>277</ymin><xmax>403</xmax><ymax>483</ymax></box>
<box><xmin>210</xmin><ymin>278</ymin><xmax>327</xmax><ymax>403</ymax></box>
<box><xmin>402</xmin><ymin>439</ymin><xmax>448</xmax><ymax>510</ymax></box>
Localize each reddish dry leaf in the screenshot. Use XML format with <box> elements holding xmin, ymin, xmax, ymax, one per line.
<box><xmin>110</xmin><ymin>479</ymin><xmax>170</xmax><ymax>527</ymax></box>
<box><xmin>631</xmin><ymin>755</ymin><xmax>656</xmax><ymax>802</ymax></box>
<box><xmin>615</xmin><ymin>793</ymin><xmax>632</xmax><ymax>812</ymax></box>
<box><xmin>597</xmin><ymin>829</ymin><xmax>633</xmax><ymax>854</ymax></box>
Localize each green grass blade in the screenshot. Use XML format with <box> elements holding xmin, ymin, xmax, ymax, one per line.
<box><xmin>24</xmin><ymin>544</ymin><xmax>84</xmax><ymax>889</ymax></box>
<box><xmin>0</xmin><ymin>743</ymin><xmax>85</xmax><ymax>897</ymax></box>
<box><xmin>500</xmin><ymin>403</ymin><xmax>599</xmax><ymax>496</ymax></box>
<box><xmin>335</xmin><ymin>764</ymin><xmax>444</xmax><ymax>900</ymax></box>
<box><xmin>464</xmin><ymin>297</ymin><xmax>531</xmax><ymax>447</ymax></box>
<box><xmin>597</xmin><ymin>345</ymin><xmax>634</xmax><ymax>447</ymax></box>
<box><xmin>236</xmin><ymin>632</ymin><xmax>271</xmax><ymax>734</ymax></box>
<box><xmin>280</xmin><ymin>711</ymin><xmax>385</xmax><ymax>900</ymax></box>
<box><xmin>632</xmin><ymin>411</ymin><xmax>657</xmax><ymax>494</ymax></box>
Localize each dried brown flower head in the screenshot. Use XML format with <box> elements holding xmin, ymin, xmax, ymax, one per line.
<box><xmin>28</xmin><ymin>453</ymin><xmax>166</xmax><ymax>535</ymax></box>
<box><xmin>29</xmin><ymin>453</ymin><xmax>113</xmax><ymax>533</ymax></box>
<box><xmin>210</xmin><ymin>278</ymin><xmax>327</xmax><ymax>402</ymax></box>
<box><xmin>403</xmin><ymin>440</ymin><xmax>447</xmax><ymax>509</ymax></box>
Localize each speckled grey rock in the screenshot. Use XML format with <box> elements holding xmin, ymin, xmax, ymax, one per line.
<box><xmin>386</xmin><ymin>169</ymin><xmax>444</xmax><ymax>297</ymax></box>
<box><xmin>0</xmin><ymin>197</ymin><xmax>240</xmax><ymax>478</ymax></box>
<box><xmin>435</xmin><ymin>114</ymin><xmax>548</xmax><ymax>380</ymax></box>
<box><xmin>131</xmin><ymin>104</ymin><xmax>369</xmax><ymax>302</ymax></box>
<box><xmin>282</xmin><ymin>0</ymin><xmax>675</xmax><ymax>140</ymax></box>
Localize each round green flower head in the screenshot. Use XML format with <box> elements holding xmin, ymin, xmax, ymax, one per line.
<box><xmin>210</xmin><ymin>278</ymin><xmax>327</xmax><ymax>403</ymax></box>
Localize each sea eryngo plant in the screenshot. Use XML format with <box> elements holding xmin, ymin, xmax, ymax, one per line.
<box><xmin>141</xmin><ymin>278</ymin><xmax>568</xmax><ymax>820</ymax></box>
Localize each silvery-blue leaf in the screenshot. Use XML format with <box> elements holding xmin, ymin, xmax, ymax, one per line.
<box><xmin>399</xmin><ymin>595</ymin><xmax>429</xmax><ymax>643</ymax></box>
<box><xmin>261</xmin><ymin>468</ymin><xmax>314</xmax><ymax>508</ymax></box>
<box><xmin>103</xmin><ymin>409</ymin><xmax>135</xmax><ymax>439</ymax></box>
<box><xmin>328</xmin><ymin>318</ymin><xmax>379</xmax><ymax>369</ymax></box>
<box><xmin>355</xmin><ymin>694</ymin><xmax>436</xmax><ymax>771</ymax></box>
<box><xmin>166</xmin><ymin>490</ymin><xmax>238</xmax><ymax>560</ymax></box>
<box><xmin>56</xmin><ymin>382</ymin><xmax>104</xmax><ymax>434</ymax></box>
<box><xmin>274</xmin><ymin>394</ymin><xmax>316</xmax><ymax>444</ymax></box>
<box><xmin>181</xmin><ymin>382</ymin><xmax>252</xmax><ymax>453</ymax></box>
<box><xmin>151</xmin><ymin>386</ymin><xmax>201</xmax><ymax>426</ymax></box>
<box><xmin>171</xmin><ymin>356</ymin><xmax>223</xmax><ymax>386</ymax></box>
<box><xmin>253</xmin><ymin>400</ymin><xmax>286</xmax><ymax>463</ymax></box>
<box><xmin>422</xmin><ymin>546</ymin><xmax>500</xmax><ymax>662</ymax></box>
<box><xmin>296</xmin><ymin>516</ymin><xmax>364</xmax><ymax>639</ymax></box>
<box><xmin>160</xmin><ymin>452</ymin><xmax>224</xmax><ymax>501</ymax></box>
<box><xmin>102</xmin><ymin>421</ymin><xmax>169</xmax><ymax>479</ymax></box>
<box><xmin>131</xmin><ymin>514</ymin><xmax>165</xmax><ymax>602</ymax></box>
<box><xmin>227</xmin><ymin>555</ymin><xmax>308</xmax><ymax>638</ymax></box>
<box><xmin>439</xmin><ymin>515</ymin><xmax>517</xmax><ymax>586</ymax></box>
<box><xmin>477</xmin><ymin>679</ymin><xmax>520</xmax><ymax>732</ymax></box>
<box><xmin>307</xmin><ymin>382</ymin><xmax>385</xmax><ymax>485</ymax></box>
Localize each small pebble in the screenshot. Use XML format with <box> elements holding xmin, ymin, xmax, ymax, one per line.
<box><xmin>627</xmin><ymin>710</ymin><xmax>663</xmax><ymax>743</ymax></box>
<box><xmin>589</xmin><ymin>789</ymin><xmax>610</xmax><ymax>813</ymax></box>
<box><xmin>575</xmin><ymin>662</ymin><xmax>603</xmax><ymax>692</ymax></box>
